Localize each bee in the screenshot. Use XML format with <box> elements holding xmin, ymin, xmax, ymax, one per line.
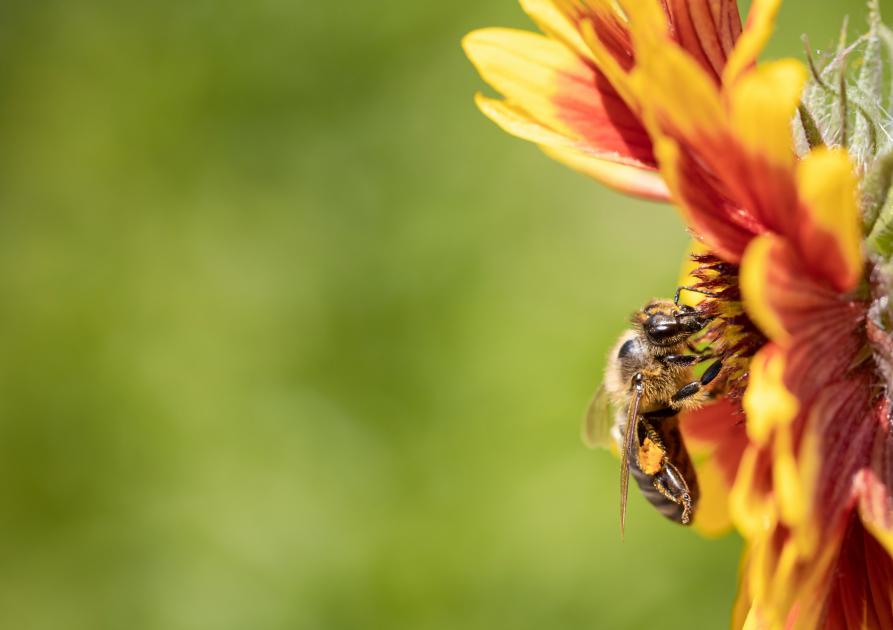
<box><xmin>583</xmin><ymin>298</ymin><xmax>722</xmax><ymax>536</ymax></box>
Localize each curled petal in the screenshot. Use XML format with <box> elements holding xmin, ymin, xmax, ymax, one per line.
<box><xmin>856</xmin><ymin>419</ymin><xmax>893</xmax><ymax>556</ymax></box>
<box><xmin>855</xmin><ymin>468</ymin><xmax>893</xmax><ymax>557</ymax></box>
<box><xmin>740</xmin><ymin>235</ymin><xmax>797</xmax><ymax>343</ymax></box>
<box><xmin>692</xmin><ymin>454</ymin><xmax>735</xmax><ymax>537</ymax></box>
<box><xmin>730</xmin><ymin>445</ymin><xmax>776</xmax><ymax>539</ymax></box>
<box><xmin>737</xmin><ymin>522</ymin><xmax>839</xmax><ymax>630</ymax></box>
<box><xmin>742</xmin><ymin>345</ymin><xmax>799</xmax><ymax>446</ymax></box>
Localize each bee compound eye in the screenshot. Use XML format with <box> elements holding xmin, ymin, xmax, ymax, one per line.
<box><xmin>617</xmin><ymin>338</ymin><xmax>636</xmax><ymax>359</ymax></box>
<box><xmin>644</xmin><ymin>315</ymin><xmax>679</xmax><ymax>343</ymax></box>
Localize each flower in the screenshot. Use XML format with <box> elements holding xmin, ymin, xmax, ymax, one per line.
<box><xmin>466</xmin><ymin>0</ymin><xmax>893</xmax><ymax>628</ymax></box>
<box><xmin>462</xmin><ymin>0</ymin><xmax>749</xmax><ymax>201</ymax></box>
<box><xmin>619</xmin><ymin>0</ymin><xmax>893</xmax><ymax>625</ymax></box>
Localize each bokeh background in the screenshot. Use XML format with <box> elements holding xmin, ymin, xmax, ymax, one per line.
<box><xmin>0</xmin><ymin>1</ymin><xmax>877</xmax><ymax>628</ymax></box>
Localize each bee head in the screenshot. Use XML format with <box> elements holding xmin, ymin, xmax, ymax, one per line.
<box><xmin>639</xmin><ymin>300</ymin><xmax>711</xmax><ymax>347</ymax></box>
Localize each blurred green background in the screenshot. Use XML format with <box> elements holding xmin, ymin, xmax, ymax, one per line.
<box><xmin>0</xmin><ymin>1</ymin><xmax>875</xmax><ymax>628</ymax></box>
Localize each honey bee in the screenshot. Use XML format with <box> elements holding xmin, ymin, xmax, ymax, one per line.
<box><xmin>583</xmin><ymin>298</ymin><xmax>722</xmax><ymax>536</ymax></box>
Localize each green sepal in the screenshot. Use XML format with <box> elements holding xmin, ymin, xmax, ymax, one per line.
<box><xmin>798</xmin><ymin>5</ymin><xmax>891</xmax><ymax>169</ymax></box>
<box><xmin>866</xmin><ymin>156</ymin><xmax>893</xmax><ymax>258</ymax></box>
<box><xmin>852</xmin><ymin>0</ymin><xmax>885</xmax><ymax>165</ymax></box>
<box><xmin>797</xmin><ymin>103</ymin><xmax>825</xmax><ymax>151</ymax></box>
<box><xmin>863</xmin><ymin>149</ymin><xmax>893</xmax><ymax>233</ymax></box>
<box><xmin>881</xmin><ymin>24</ymin><xmax>893</xmax><ymax>113</ymax></box>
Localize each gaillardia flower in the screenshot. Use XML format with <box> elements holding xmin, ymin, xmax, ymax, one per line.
<box><xmin>466</xmin><ymin>0</ymin><xmax>893</xmax><ymax>628</ymax></box>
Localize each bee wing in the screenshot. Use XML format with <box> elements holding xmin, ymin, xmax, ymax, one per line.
<box><xmin>620</xmin><ymin>376</ymin><xmax>644</xmax><ymax>539</ymax></box>
<box><xmin>581</xmin><ymin>384</ymin><xmax>613</xmax><ymax>449</ymax></box>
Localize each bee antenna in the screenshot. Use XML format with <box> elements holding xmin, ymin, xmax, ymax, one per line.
<box><xmin>674</xmin><ymin>286</ymin><xmax>720</xmax><ymax>306</ymax></box>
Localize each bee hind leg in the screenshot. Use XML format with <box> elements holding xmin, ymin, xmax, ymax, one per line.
<box><xmin>652</xmin><ymin>462</ymin><xmax>694</xmax><ymax>525</ymax></box>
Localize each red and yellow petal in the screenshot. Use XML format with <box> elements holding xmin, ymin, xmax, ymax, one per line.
<box><xmin>719</xmin><ymin>61</ymin><xmax>804</xmax><ymax>235</ymax></box>
<box><xmin>665</xmin><ymin>0</ymin><xmax>742</xmax><ymax>82</ymax></box>
<box><xmin>722</xmin><ymin>0</ymin><xmax>782</xmax><ymax>85</ymax></box>
<box><xmin>623</xmin><ymin>3</ymin><xmax>727</xmax><ymax>141</ymax></box>
<box><xmin>680</xmin><ymin>398</ymin><xmax>749</xmax><ymax>537</ymax></box>
<box><xmin>794</xmin><ymin>148</ymin><xmax>863</xmax><ymax>293</ymax></box>
<box><xmin>463</xmin><ymin>28</ymin><xmax>602</xmax><ymax>140</ymax></box>
<box><xmin>471</xmin><ymin>94</ymin><xmax>669</xmax><ymax>199</ymax></box>
<box><xmin>576</xmin><ymin>0</ymin><xmax>637</xmax><ymax>72</ymax></box>
<box><xmin>739</xmin><ymin>235</ymin><xmax>795</xmax><ymax>344</ymax></box>
<box><xmin>681</xmin><ymin>397</ymin><xmax>748</xmax><ymax>486</ymax></box>
<box><xmin>519</xmin><ymin>0</ymin><xmax>595</xmax><ymax>63</ymax></box>
<box><xmin>731</xmin><ymin>344</ymin><xmax>880</xmax><ymax>628</ymax></box>
<box><xmin>463</xmin><ymin>27</ymin><xmax>659</xmax><ymax>187</ymax></box>
<box><xmin>539</xmin><ymin>144</ymin><xmax>670</xmax><ymax>200</ymax></box>
<box><xmin>739</xmin><ymin>233</ymin><xmax>865</xmax><ymax>353</ymax></box>
<box><xmin>616</xmin><ymin>0</ymin><xmax>816</xmax><ymax>263</ymax></box>
<box><xmin>692</xmin><ymin>454</ymin><xmax>735</xmax><ymax>536</ymax></box>
<box><xmin>819</xmin><ymin>517</ymin><xmax>893</xmax><ymax>630</ymax></box>
<box><xmin>730</xmin><ymin>444</ymin><xmax>776</xmax><ymax>539</ymax></box>
<box><xmin>728</xmin><ymin>61</ymin><xmax>804</xmax><ymax>176</ymax></box>
<box><xmin>813</xmin><ymin>402</ymin><xmax>893</xmax><ymax>626</ymax></box>
<box><xmin>855</xmin><ymin>411</ymin><xmax>893</xmax><ymax>556</ymax></box>
<box><xmin>654</xmin><ymin>137</ymin><xmax>760</xmax><ymax>262</ymax></box>
<box><xmin>738</xmin><ymin>530</ymin><xmax>838</xmax><ymax>630</ymax></box>
<box><xmin>742</xmin><ymin>346</ymin><xmax>799</xmax><ymax>446</ymax></box>
<box><xmin>855</xmin><ymin>467</ymin><xmax>893</xmax><ymax>558</ymax></box>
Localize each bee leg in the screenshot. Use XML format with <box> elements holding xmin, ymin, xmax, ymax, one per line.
<box><xmin>652</xmin><ymin>462</ymin><xmax>694</xmax><ymax>524</ymax></box>
<box><xmin>670</xmin><ymin>359</ymin><xmax>723</xmax><ymax>406</ymax></box>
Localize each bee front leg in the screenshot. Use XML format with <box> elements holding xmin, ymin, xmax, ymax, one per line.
<box><xmin>670</xmin><ymin>359</ymin><xmax>723</xmax><ymax>408</ymax></box>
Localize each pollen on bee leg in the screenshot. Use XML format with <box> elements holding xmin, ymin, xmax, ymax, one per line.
<box><xmin>639</xmin><ymin>437</ymin><xmax>665</xmax><ymax>475</ymax></box>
